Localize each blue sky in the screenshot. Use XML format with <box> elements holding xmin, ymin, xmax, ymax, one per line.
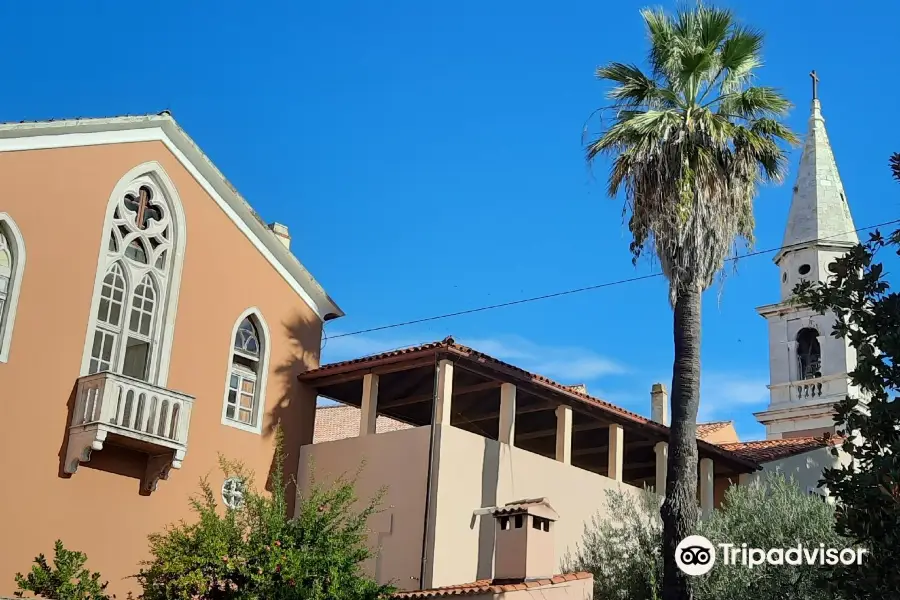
<box><xmin>4</xmin><ymin>1</ymin><xmax>898</xmax><ymax>440</ymax></box>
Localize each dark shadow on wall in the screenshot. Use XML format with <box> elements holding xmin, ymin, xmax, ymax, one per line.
<box><xmin>475</xmin><ymin>437</ymin><xmax>501</xmax><ymax>580</ymax></box>
<box><xmin>262</xmin><ymin>310</ymin><xmax>323</xmax><ymax>516</ymax></box>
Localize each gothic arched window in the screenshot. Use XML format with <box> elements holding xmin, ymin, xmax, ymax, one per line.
<box><xmin>221</xmin><ymin>310</ymin><xmax>270</xmax><ymax>433</ymax></box>
<box><xmin>0</xmin><ymin>214</ymin><xmax>26</xmax><ymax>363</ymax></box>
<box><xmin>796</xmin><ymin>328</ymin><xmax>821</xmax><ymax>380</ymax></box>
<box><xmin>82</xmin><ymin>164</ymin><xmax>186</xmax><ymax>385</ymax></box>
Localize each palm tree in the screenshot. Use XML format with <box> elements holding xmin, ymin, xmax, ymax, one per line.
<box><xmin>585</xmin><ymin>5</ymin><xmax>796</xmax><ymax>599</ymax></box>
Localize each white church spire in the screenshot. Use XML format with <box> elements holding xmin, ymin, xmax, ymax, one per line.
<box><xmin>778</xmin><ymin>70</ymin><xmax>858</xmax><ymax>260</ymax></box>
<box><xmin>754</xmin><ymin>72</ymin><xmax>863</xmax><ymax>440</ymax></box>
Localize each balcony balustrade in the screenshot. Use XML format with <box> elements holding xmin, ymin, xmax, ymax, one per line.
<box><xmin>64</xmin><ymin>371</ymin><xmax>194</xmax><ymax>491</ymax></box>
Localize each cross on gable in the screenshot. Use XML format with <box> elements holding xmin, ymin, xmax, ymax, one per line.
<box><xmin>810</xmin><ymin>70</ymin><xmax>819</xmax><ymax>100</ymax></box>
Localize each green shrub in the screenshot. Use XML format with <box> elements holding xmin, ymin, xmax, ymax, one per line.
<box><xmin>563</xmin><ymin>472</ymin><xmax>849</xmax><ymax>600</ymax></box>
<box><xmin>14</xmin><ymin>540</ymin><xmax>111</xmax><ymax>600</ymax></box>
<box><xmin>135</xmin><ymin>427</ymin><xmax>393</xmax><ymax>600</ymax></box>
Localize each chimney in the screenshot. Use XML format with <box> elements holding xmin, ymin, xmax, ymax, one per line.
<box><xmin>491</xmin><ymin>498</ymin><xmax>559</xmax><ymax>583</ymax></box>
<box><xmin>566</xmin><ymin>384</ymin><xmax>588</xmax><ymax>395</ymax></box>
<box><xmin>268</xmin><ymin>222</ymin><xmax>291</xmax><ymax>250</ymax></box>
<box><xmin>651</xmin><ymin>383</ymin><xmax>668</xmax><ymax>426</ymax></box>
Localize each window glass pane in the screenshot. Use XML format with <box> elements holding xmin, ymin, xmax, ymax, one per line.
<box><xmin>101</xmin><ymin>333</ymin><xmax>114</xmax><ymax>363</ymax></box>
<box><xmin>154</xmin><ymin>250</ymin><xmax>167</xmax><ymax>269</ymax></box>
<box><xmin>229</xmin><ymin>374</ymin><xmax>239</xmax><ymax>389</ymax></box>
<box><xmin>98</xmin><ymin>264</ymin><xmax>126</xmax><ymax>327</ymax></box>
<box><xmin>125</xmin><ymin>239</ymin><xmax>147</xmax><ymax>264</ymax></box>
<box><xmin>241</xmin><ymin>379</ymin><xmax>255</xmax><ymax>395</ymax></box>
<box><xmin>122</xmin><ymin>337</ymin><xmax>150</xmax><ymax>380</ymax></box>
<box><xmin>108</xmin><ymin>232</ymin><xmax>118</xmax><ymax>252</ymax></box>
<box><xmin>0</xmin><ymin>275</ymin><xmax>8</xmax><ymax>293</ymax></box>
<box><xmin>227</xmin><ymin>388</ymin><xmax>237</xmax><ymax>406</ymax></box>
<box><xmin>239</xmin><ymin>392</ymin><xmax>253</xmax><ymax>410</ymax></box>
<box><xmin>98</xmin><ymin>298</ymin><xmax>110</xmax><ymax>323</ymax></box>
<box><xmin>226</xmin><ymin>404</ymin><xmax>235</xmax><ymax>419</ymax></box>
<box><xmin>234</xmin><ymin>318</ymin><xmax>260</xmax><ymax>356</ymax></box>
<box><xmin>130</xmin><ymin>276</ymin><xmax>156</xmax><ymax>336</ymax></box>
<box><xmin>238</xmin><ymin>407</ymin><xmax>252</xmax><ymax>424</ymax></box>
<box><xmin>90</xmin><ymin>330</ymin><xmax>116</xmax><ymax>374</ymax></box>
<box><xmin>109</xmin><ymin>302</ymin><xmax>122</xmax><ymax>326</ymax></box>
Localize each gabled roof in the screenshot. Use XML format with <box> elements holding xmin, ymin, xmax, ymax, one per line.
<box><xmin>697</xmin><ymin>421</ymin><xmax>733</xmax><ymax>439</ymax></box>
<box><xmin>301</xmin><ymin>337</ymin><xmax>762</xmax><ymax>472</ymax></box>
<box><xmin>718</xmin><ymin>436</ymin><xmax>837</xmax><ymax>463</ymax></box>
<box><xmin>0</xmin><ymin>113</ymin><xmax>343</xmax><ymax>321</ymax></box>
<box><xmin>390</xmin><ymin>572</ymin><xmax>592</xmax><ymax>598</ymax></box>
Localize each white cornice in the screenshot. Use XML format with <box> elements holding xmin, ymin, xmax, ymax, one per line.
<box><xmin>753</xmin><ymin>403</ymin><xmax>835</xmax><ymax>425</ymax></box>
<box><xmin>0</xmin><ymin>115</ymin><xmax>344</xmax><ymax>322</ymax></box>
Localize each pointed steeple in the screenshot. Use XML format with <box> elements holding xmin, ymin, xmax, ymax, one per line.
<box><xmin>777</xmin><ymin>73</ymin><xmax>857</xmax><ymax>263</ymax></box>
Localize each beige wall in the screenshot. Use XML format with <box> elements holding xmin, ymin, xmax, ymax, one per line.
<box><xmin>297</xmin><ymin>426</ymin><xmax>432</xmax><ymax>591</ymax></box>
<box><xmin>700</xmin><ymin>424</ymin><xmax>739</xmax><ymax>444</ymax></box>
<box><xmin>0</xmin><ymin>142</ymin><xmax>323</xmax><ymax>596</ymax></box>
<box><xmin>428</xmin><ymin>425</ymin><xmax>644</xmax><ymax>589</ymax></box>
<box><xmin>748</xmin><ymin>446</ymin><xmax>850</xmax><ymax>493</ymax></box>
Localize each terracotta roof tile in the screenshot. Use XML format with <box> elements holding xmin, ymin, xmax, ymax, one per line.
<box><xmin>390</xmin><ymin>572</ymin><xmax>592</xmax><ymax>598</ymax></box>
<box><xmin>301</xmin><ymin>338</ymin><xmax>760</xmax><ymax>471</ymax></box>
<box><xmin>718</xmin><ymin>436</ymin><xmax>838</xmax><ymax>462</ymax></box>
<box><xmin>313</xmin><ymin>404</ymin><xmax>412</xmax><ymax>444</ymax></box>
<box><xmin>697</xmin><ymin>421</ymin><xmax>733</xmax><ymax>438</ymax></box>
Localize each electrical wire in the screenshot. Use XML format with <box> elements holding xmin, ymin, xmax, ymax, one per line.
<box><xmin>327</xmin><ymin>218</ymin><xmax>900</xmax><ymax>340</ymax></box>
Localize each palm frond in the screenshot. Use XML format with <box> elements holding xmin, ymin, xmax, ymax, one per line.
<box><xmin>585</xmin><ymin>3</ymin><xmax>796</xmax><ymax>301</ymax></box>
<box><xmin>718</xmin><ymin>86</ymin><xmax>792</xmax><ymax>119</ymax></box>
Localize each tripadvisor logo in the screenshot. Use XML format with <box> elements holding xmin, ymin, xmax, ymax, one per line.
<box><xmin>675</xmin><ymin>535</ymin><xmax>867</xmax><ymax>576</ymax></box>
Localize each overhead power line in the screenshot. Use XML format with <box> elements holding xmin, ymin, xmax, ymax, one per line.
<box><xmin>327</xmin><ymin>218</ymin><xmax>900</xmax><ymax>340</ymax></box>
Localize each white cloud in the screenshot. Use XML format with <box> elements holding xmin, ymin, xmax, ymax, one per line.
<box><xmin>320</xmin><ymin>331</ymin><xmax>628</xmax><ymax>384</ymax></box>
<box><xmin>698</xmin><ymin>372</ymin><xmax>769</xmax><ymax>422</ymax></box>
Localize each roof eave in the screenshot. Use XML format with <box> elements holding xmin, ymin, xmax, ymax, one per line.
<box><xmin>0</xmin><ymin>114</ymin><xmax>344</xmax><ymax>321</ymax></box>
<box><xmin>300</xmin><ymin>342</ymin><xmax>761</xmax><ymax>472</ymax></box>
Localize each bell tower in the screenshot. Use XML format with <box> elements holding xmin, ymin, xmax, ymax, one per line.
<box><xmin>754</xmin><ymin>73</ymin><xmax>862</xmax><ymax>440</ymax></box>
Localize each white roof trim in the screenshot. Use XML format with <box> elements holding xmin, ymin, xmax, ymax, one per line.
<box><xmin>0</xmin><ymin>114</ymin><xmax>343</xmax><ymax>321</ymax></box>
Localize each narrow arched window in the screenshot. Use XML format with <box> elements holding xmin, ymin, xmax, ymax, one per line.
<box><xmin>796</xmin><ymin>328</ymin><xmax>821</xmax><ymax>380</ymax></box>
<box><xmin>0</xmin><ymin>214</ymin><xmax>26</xmax><ymax>363</ymax></box>
<box><xmin>222</xmin><ymin>311</ymin><xmax>269</xmax><ymax>432</ymax></box>
<box><xmin>83</xmin><ymin>164</ymin><xmax>186</xmax><ymax>385</ymax></box>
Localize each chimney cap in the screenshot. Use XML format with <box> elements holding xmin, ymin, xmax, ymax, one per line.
<box><xmin>652</xmin><ymin>383</ymin><xmax>667</xmax><ymax>393</ymax></box>
<box><xmin>492</xmin><ymin>498</ymin><xmax>558</xmax><ymax>521</ymax></box>
<box><xmin>268</xmin><ymin>222</ymin><xmax>289</xmax><ymax>235</ymax></box>
<box><xmin>565</xmin><ymin>384</ymin><xmax>588</xmax><ymax>395</ymax></box>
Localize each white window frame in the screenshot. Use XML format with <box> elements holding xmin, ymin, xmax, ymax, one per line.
<box><xmin>79</xmin><ymin>162</ymin><xmax>187</xmax><ymax>386</ymax></box>
<box><xmin>0</xmin><ymin>213</ymin><xmax>26</xmax><ymax>363</ymax></box>
<box><xmin>221</xmin><ymin>308</ymin><xmax>271</xmax><ymax>434</ymax></box>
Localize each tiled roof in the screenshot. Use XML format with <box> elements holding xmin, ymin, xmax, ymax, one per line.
<box><xmin>301</xmin><ymin>337</ymin><xmax>760</xmax><ymax>471</ymax></box>
<box><xmin>718</xmin><ymin>436</ymin><xmax>836</xmax><ymax>462</ymax></box>
<box><xmin>314</xmin><ymin>404</ymin><xmax>411</xmax><ymax>443</ymax></box>
<box><xmin>491</xmin><ymin>498</ymin><xmax>553</xmax><ymax>515</ymax></box>
<box><xmin>391</xmin><ymin>573</ymin><xmax>592</xmax><ymax>598</ymax></box>
<box><xmin>697</xmin><ymin>421</ymin><xmax>734</xmax><ymax>439</ymax></box>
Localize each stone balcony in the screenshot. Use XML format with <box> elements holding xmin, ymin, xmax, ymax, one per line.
<box><xmin>64</xmin><ymin>371</ymin><xmax>194</xmax><ymax>492</ymax></box>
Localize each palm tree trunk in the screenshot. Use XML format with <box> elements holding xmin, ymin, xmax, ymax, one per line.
<box><xmin>661</xmin><ymin>284</ymin><xmax>702</xmax><ymax>600</ymax></box>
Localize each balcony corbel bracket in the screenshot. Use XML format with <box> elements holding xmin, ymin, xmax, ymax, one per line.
<box><xmin>144</xmin><ymin>449</ymin><xmax>186</xmax><ymax>493</ymax></box>
<box><xmin>64</xmin><ymin>429</ymin><xmax>108</xmax><ymax>474</ymax></box>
